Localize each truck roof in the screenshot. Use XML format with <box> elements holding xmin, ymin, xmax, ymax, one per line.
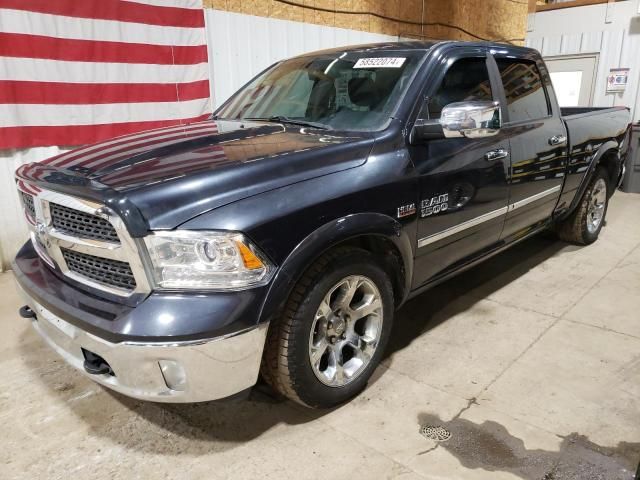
<box><xmin>292</xmin><ymin>40</ymin><xmax>536</xmax><ymax>59</ymax></box>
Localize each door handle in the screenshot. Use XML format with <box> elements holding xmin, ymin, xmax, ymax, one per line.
<box><xmin>549</xmin><ymin>135</ymin><xmax>567</xmax><ymax>146</ymax></box>
<box><xmin>485</xmin><ymin>148</ymin><xmax>509</xmax><ymax>161</ymax></box>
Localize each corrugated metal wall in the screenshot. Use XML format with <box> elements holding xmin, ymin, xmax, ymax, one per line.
<box><xmin>204</xmin><ymin>9</ymin><xmax>397</xmax><ymax>107</ymax></box>
<box><xmin>0</xmin><ymin>147</ymin><xmax>69</xmax><ymax>270</ymax></box>
<box><xmin>526</xmin><ymin>0</ymin><xmax>640</xmax><ymax>122</ymax></box>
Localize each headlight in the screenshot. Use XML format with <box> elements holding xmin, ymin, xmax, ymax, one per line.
<box><xmin>144</xmin><ymin>231</ymin><xmax>274</xmax><ymax>290</ymax></box>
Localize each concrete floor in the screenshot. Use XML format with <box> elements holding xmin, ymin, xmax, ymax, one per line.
<box><xmin>2</xmin><ymin>193</ymin><xmax>640</xmax><ymax>480</ymax></box>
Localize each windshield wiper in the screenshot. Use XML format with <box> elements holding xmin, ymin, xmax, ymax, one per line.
<box><xmin>245</xmin><ymin>116</ymin><xmax>330</xmax><ymax>130</ymax></box>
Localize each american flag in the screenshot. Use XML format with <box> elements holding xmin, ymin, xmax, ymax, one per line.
<box><xmin>0</xmin><ymin>0</ymin><xmax>212</xmax><ymax>149</ymax></box>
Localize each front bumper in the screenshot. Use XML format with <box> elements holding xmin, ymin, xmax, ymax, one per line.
<box><xmin>13</xmin><ymin>241</ymin><xmax>270</xmax><ymax>403</ymax></box>
<box><xmin>17</xmin><ymin>284</ymin><xmax>268</xmax><ymax>402</ymax></box>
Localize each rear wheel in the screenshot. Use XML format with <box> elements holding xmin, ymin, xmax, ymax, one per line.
<box><xmin>261</xmin><ymin>247</ymin><xmax>394</xmax><ymax>408</ymax></box>
<box><xmin>556</xmin><ymin>166</ymin><xmax>609</xmax><ymax>245</ymax></box>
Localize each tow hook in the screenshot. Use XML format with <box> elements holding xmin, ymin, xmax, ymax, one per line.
<box><xmin>19</xmin><ymin>305</ymin><xmax>36</xmax><ymax>319</ymax></box>
<box><xmin>82</xmin><ymin>349</ymin><xmax>114</xmax><ymax>376</ymax></box>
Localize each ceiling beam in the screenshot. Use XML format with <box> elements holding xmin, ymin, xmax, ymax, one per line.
<box><xmin>536</xmin><ymin>0</ymin><xmax>624</xmax><ymax>12</ymax></box>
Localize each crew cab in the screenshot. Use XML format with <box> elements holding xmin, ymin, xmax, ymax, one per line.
<box><xmin>13</xmin><ymin>41</ymin><xmax>631</xmax><ymax>408</ymax></box>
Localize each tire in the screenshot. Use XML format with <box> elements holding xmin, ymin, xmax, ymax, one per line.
<box><xmin>261</xmin><ymin>247</ymin><xmax>394</xmax><ymax>408</ymax></box>
<box><xmin>556</xmin><ymin>166</ymin><xmax>610</xmax><ymax>245</ymax></box>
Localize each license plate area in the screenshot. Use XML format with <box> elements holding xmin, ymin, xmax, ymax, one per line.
<box><xmin>34</xmin><ymin>304</ymin><xmax>76</xmax><ymax>339</ymax></box>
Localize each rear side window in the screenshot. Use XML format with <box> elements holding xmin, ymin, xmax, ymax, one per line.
<box><xmin>427</xmin><ymin>57</ymin><xmax>493</xmax><ymax>119</ymax></box>
<box><xmin>495</xmin><ymin>58</ymin><xmax>550</xmax><ymax>123</ymax></box>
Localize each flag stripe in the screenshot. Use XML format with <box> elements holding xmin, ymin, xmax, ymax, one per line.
<box><xmin>17</xmin><ymin>179</ymin><xmax>42</xmax><ymax>195</ymax></box>
<box><xmin>74</xmin><ymin>132</ymin><xmax>221</xmax><ymax>169</ymax></box>
<box><xmin>0</xmin><ymin>114</ymin><xmax>211</xmax><ymax>149</ymax></box>
<box><xmin>0</xmin><ymin>33</ymin><xmax>208</xmax><ymax>65</ymax></box>
<box><xmin>2</xmin><ymin>98</ymin><xmax>211</xmax><ymax>127</ymax></box>
<box><xmin>56</xmin><ymin>127</ymin><xmax>220</xmax><ymax>169</ymax></box>
<box><xmin>0</xmin><ymin>0</ymin><xmax>205</xmax><ymax>28</ymax></box>
<box><xmin>1</xmin><ymin>0</ymin><xmax>210</xmax><ymax>149</ymax></box>
<box><xmin>45</xmin><ymin>121</ymin><xmax>215</xmax><ymax>165</ymax></box>
<box><xmin>0</xmin><ymin>57</ymin><xmax>209</xmax><ymax>83</ymax></box>
<box><xmin>0</xmin><ymin>80</ymin><xmax>210</xmax><ymax>104</ymax></box>
<box><xmin>134</xmin><ymin>0</ymin><xmax>202</xmax><ymax>9</ymax></box>
<box><xmin>0</xmin><ymin>8</ymin><xmax>205</xmax><ymax>46</ymax></box>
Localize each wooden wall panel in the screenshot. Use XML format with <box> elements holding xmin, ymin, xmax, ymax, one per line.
<box><xmin>203</xmin><ymin>0</ymin><xmax>529</xmax><ymax>45</ymax></box>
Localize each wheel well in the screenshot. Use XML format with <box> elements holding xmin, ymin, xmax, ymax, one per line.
<box><xmin>328</xmin><ymin>235</ymin><xmax>407</xmax><ymax>308</ymax></box>
<box><xmin>598</xmin><ymin>149</ymin><xmax>620</xmax><ymax>194</ymax></box>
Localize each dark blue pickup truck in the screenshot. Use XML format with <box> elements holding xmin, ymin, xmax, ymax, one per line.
<box><xmin>13</xmin><ymin>41</ymin><xmax>631</xmax><ymax>408</ymax></box>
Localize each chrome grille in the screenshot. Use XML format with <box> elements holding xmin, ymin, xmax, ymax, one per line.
<box><xmin>21</xmin><ymin>192</ymin><xmax>36</xmax><ymax>219</ymax></box>
<box><xmin>61</xmin><ymin>248</ymin><xmax>137</xmax><ymax>291</ymax></box>
<box><xmin>50</xmin><ymin>202</ymin><xmax>120</xmax><ymax>243</ymax></box>
<box><xmin>16</xmin><ymin>185</ymin><xmax>150</xmax><ymax>297</ymax></box>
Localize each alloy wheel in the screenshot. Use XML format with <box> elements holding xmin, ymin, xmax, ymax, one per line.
<box><xmin>586</xmin><ymin>178</ymin><xmax>607</xmax><ymax>234</ymax></box>
<box><xmin>308</xmin><ymin>275</ymin><xmax>383</xmax><ymax>387</ymax></box>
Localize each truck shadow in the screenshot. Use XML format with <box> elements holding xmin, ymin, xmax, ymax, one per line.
<box><xmin>16</xmin><ymin>332</ymin><xmax>325</xmax><ymax>454</ymax></box>
<box><xmin>17</xmin><ymin>234</ymin><xmax>576</xmax><ymax>455</ymax></box>
<box><xmin>384</xmin><ymin>233</ymin><xmax>567</xmax><ymax>360</ymax></box>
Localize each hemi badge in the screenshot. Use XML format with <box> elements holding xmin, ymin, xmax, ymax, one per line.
<box><xmin>397</xmin><ymin>203</ymin><xmax>416</xmax><ymax>218</ymax></box>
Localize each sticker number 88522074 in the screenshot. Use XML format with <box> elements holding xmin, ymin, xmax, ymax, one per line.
<box><xmin>353</xmin><ymin>57</ymin><xmax>406</xmax><ymax>69</ymax></box>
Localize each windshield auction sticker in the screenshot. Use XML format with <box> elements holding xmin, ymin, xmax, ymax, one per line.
<box><xmin>353</xmin><ymin>57</ymin><xmax>406</xmax><ymax>69</ymax></box>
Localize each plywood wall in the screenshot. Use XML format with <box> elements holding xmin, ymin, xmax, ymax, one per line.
<box><xmin>203</xmin><ymin>0</ymin><xmax>529</xmax><ymax>44</ymax></box>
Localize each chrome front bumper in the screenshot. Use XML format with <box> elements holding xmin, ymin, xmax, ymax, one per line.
<box><xmin>18</xmin><ymin>284</ymin><xmax>268</xmax><ymax>403</ymax></box>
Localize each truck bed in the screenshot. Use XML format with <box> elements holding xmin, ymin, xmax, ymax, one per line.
<box><xmin>562</xmin><ymin>106</ymin><xmax>630</xmax><ymax>147</ymax></box>
<box><xmin>557</xmin><ymin>106</ymin><xmax>630</xmax><ymax>213</ymax></box>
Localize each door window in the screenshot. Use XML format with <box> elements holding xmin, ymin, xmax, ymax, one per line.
<box><xmin>495</xmin><ymin>59</ymin><xmax>550</xmax><ymax>123</ymax></box>
<box><xmin>427</xmin><ymin>57</ymin><xmax>493</xmax><ymax>119</ymax></box>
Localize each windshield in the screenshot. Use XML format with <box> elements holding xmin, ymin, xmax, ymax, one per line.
<box><xmin>215</xmin><ymin>51</ymin><xmax>426</xmax><ymax>131</ymax></box>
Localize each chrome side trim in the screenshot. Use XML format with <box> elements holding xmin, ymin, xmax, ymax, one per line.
<box><xmin>417</xmin><ymin>206</ymin><xmax>508</xmax><ymax>248</ymax></box>
<box><xmin>507</xmin><ymin>185</ymin><xmax>562</xmax><ymax>212</ymax></box>
<box><xmin>417</xmin><ymin>185</ymin><xmax>563</xmax><ymax>249</ymax></box>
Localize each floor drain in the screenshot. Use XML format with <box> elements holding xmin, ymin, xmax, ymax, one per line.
<box><xmin>420</xmin><ymin>425</ymin><xmax>451</xmax><ymax>442</ymax></box>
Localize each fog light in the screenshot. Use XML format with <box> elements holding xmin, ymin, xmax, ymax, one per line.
<box><xmin>159</xmin><ymin>360</ymin><xmax>187</xmax><ymax>391</ymax></box>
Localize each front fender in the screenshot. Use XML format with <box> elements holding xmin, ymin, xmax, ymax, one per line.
<box><xmin>257</xmin><ymin>213</ymin><xmax>414</xmax><ymax>324</ymax></box>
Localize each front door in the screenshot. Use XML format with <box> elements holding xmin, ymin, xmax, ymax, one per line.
<box><xmin>410</xmin><ymin>49</ymin><xmax>511</xmax><ymax>287</ymax></box>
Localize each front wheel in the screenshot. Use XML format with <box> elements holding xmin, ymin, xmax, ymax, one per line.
<box><xmin>556</xmin><ymin>166</ymin><xmax>610</xmax><ymax>245</ymax></box>
<box><xmin>261</xmin><ymin>247</ymin><xmax>394</xmax><ymax>408</ymax></box>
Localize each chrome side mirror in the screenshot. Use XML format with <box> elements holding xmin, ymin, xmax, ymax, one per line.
<box><xmin>440</xmin><ymin>101</ymin><xmax>501</xmax><ymax>138</ymax></box>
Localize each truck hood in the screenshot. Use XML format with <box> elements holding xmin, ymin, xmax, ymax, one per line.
<box><xmin>16</xmin><ymin>120</ymin><xmax>375</xmax><ymax>233</ymax></box>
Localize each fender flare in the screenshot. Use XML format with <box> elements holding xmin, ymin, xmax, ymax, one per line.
<box><xmin>567</xmin><ymin>140</ymin><xmax>620</xmax><ymax>216</ymax></box>
<box><xmin>257</xmin><ymin>213</ymin><xmax>414</xmax><ymax>324</ymax></box>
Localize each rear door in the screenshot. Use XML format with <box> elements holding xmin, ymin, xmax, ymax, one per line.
<box><xmin>489</xmin><ymin>52</ymin><xmax>568</xmax><ymax>241</ymax></box>
<box><xmin>410</xmin><ymin>47</ymin><xmax>511</xmax><ymax>287</ymax></box>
